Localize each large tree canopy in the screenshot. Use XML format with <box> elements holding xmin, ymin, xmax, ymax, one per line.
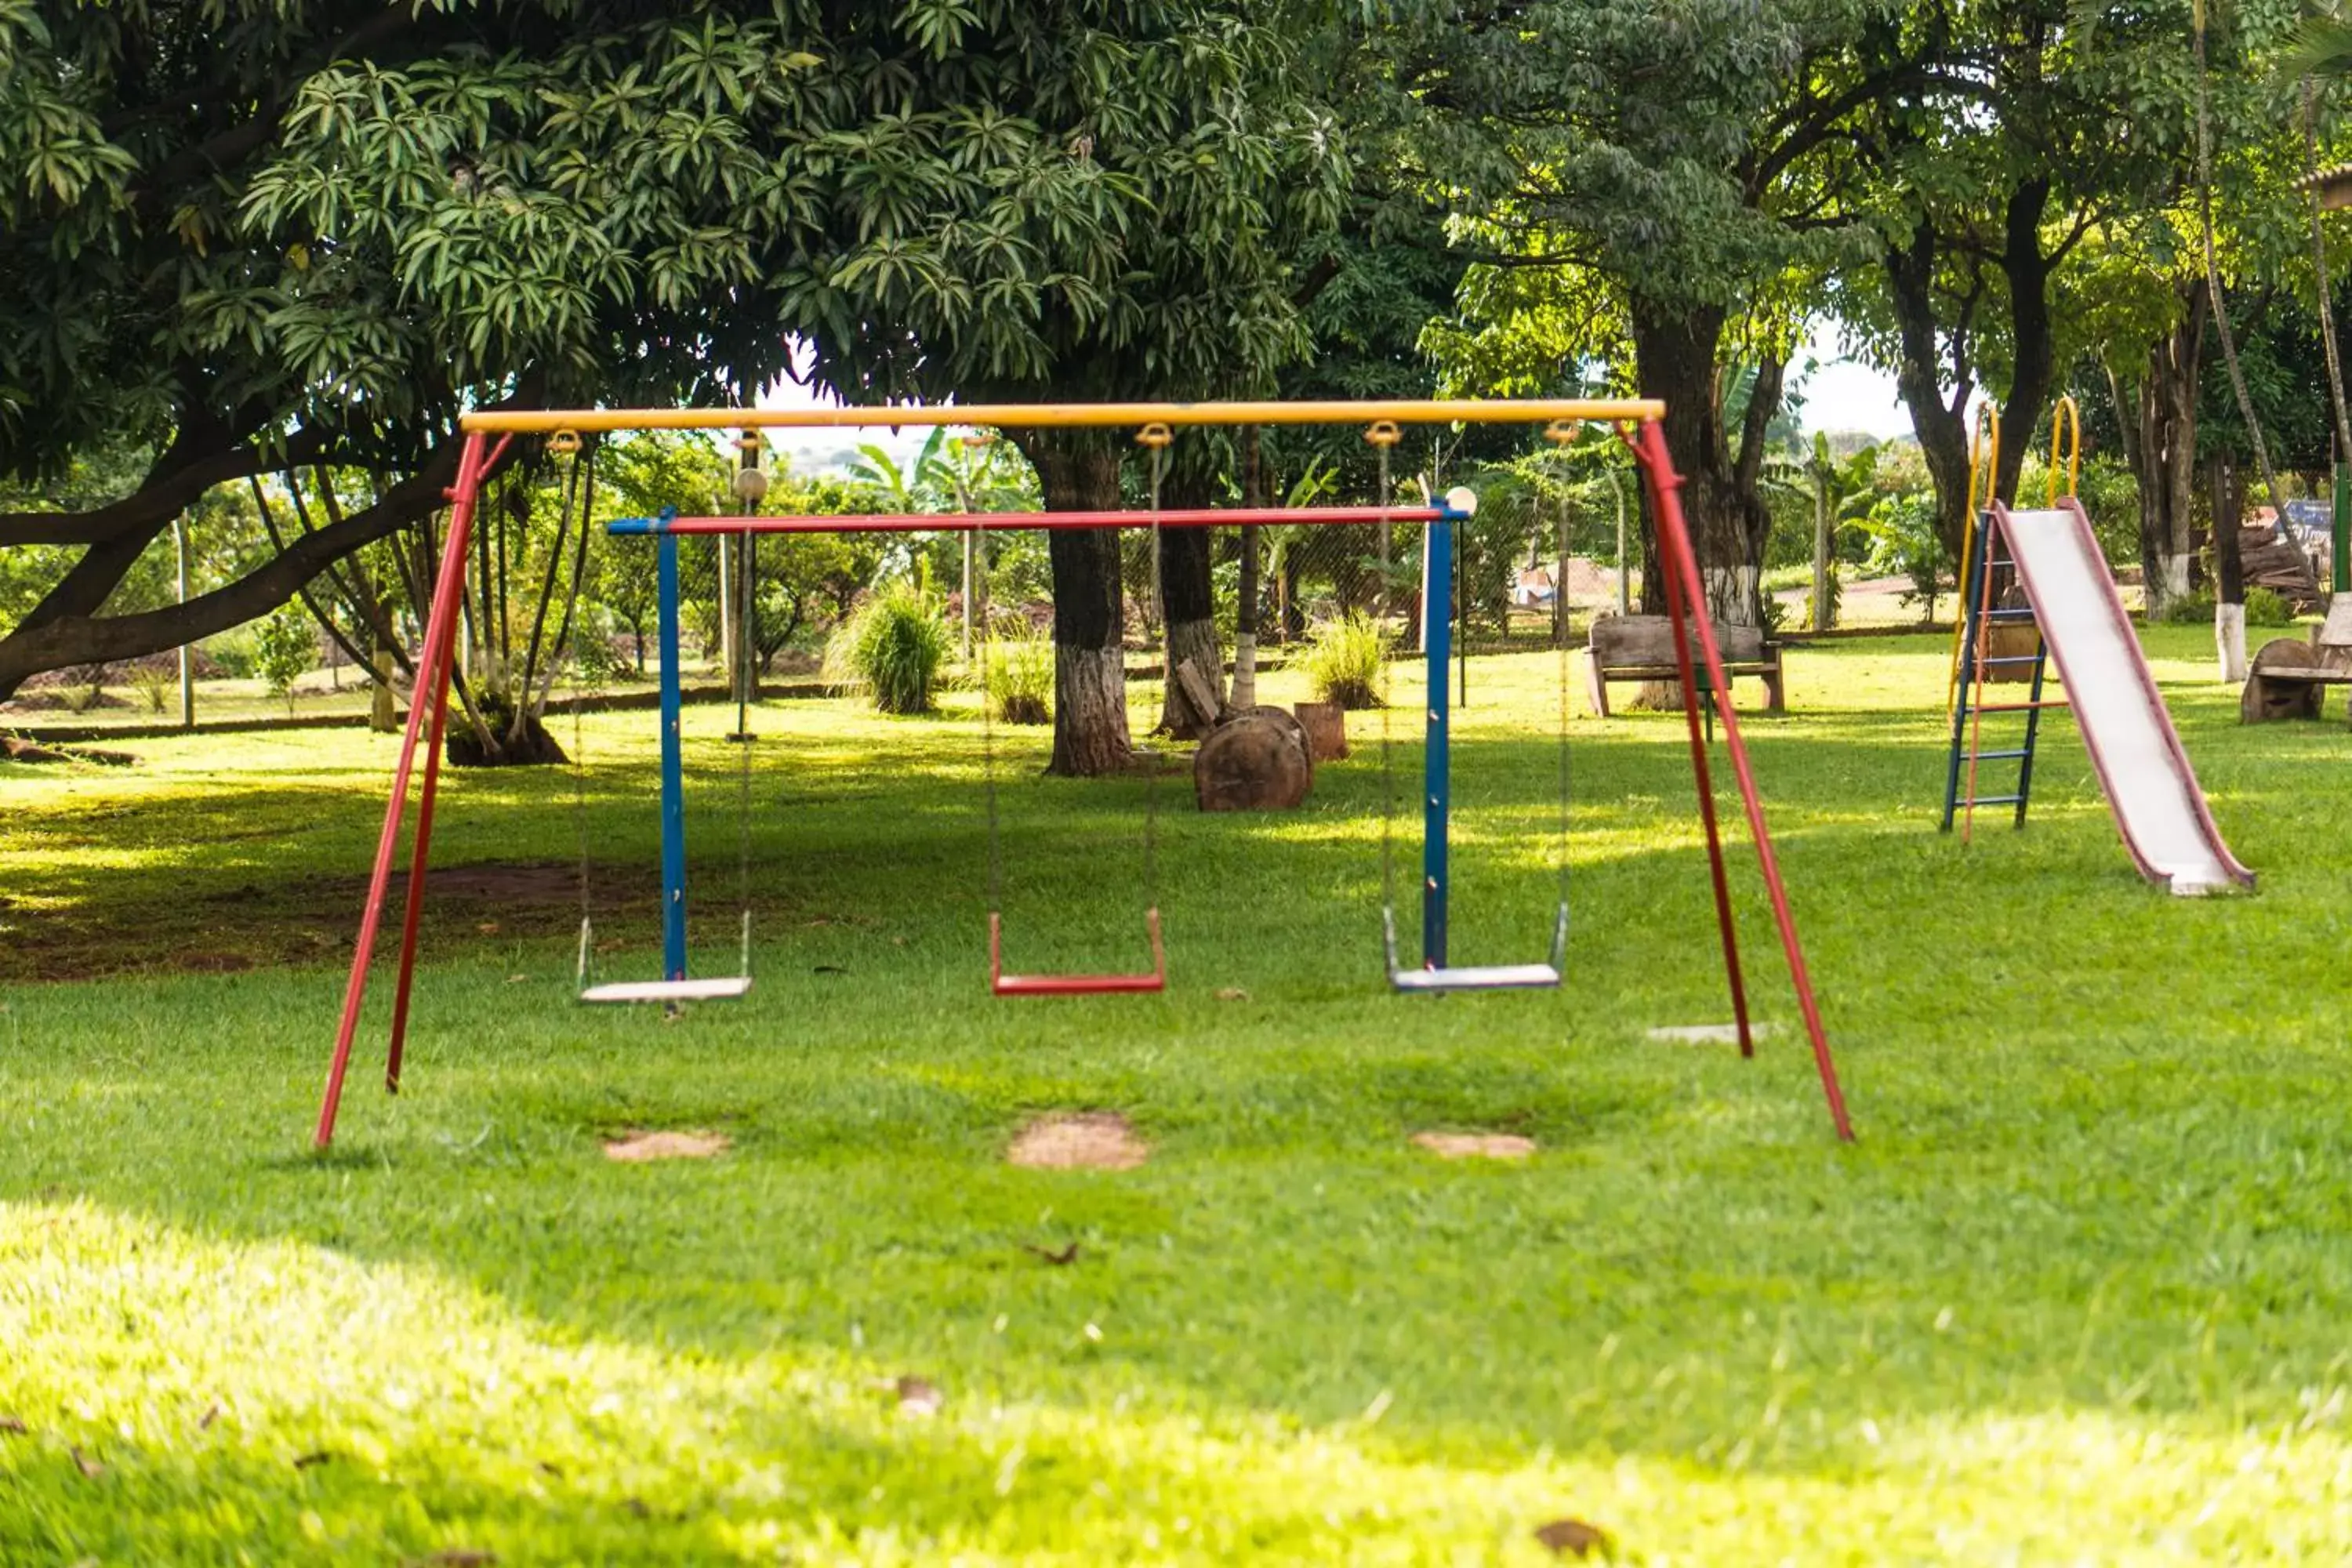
<box><xmin>0</xmin><ymin>0</ymin><xmax>1341</xmax><ymax>736</ymax></box>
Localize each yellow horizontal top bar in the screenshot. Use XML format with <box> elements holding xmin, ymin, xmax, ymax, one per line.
<box><xmin>459</xmin><ymin>397</ymin><xmax>1664</xmax><ymax>435</ymax></box>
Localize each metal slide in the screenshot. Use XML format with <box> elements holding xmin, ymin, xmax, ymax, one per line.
<box><xmin>1992</xmin><ymin>499</ymin><xmax>2253</xmax><ymax>895</ymax></box>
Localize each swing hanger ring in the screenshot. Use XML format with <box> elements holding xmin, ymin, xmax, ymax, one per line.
<box><xmin>548</xmin><ymin>430</ymin><xmax>583</xmax><ymax>456</ymax></box>
<box><xmin>1363</xmin><ymin>419</ymin><xmax>1402</xmax><ymax>448</ymax></box>
<box><xmin>1543</xmin><ymin>419</ymin><xmax>1578</xmax><ymax>445</ymax></box>
<box><xmin>735</xmin><ymin>429</ymin><xmax>764</xmax><ymax>453</ymax></box>
<box><xmin>1134</xmin><ymin>421</ymin><xmax>1174</xmax><ymax>449</ymax></box>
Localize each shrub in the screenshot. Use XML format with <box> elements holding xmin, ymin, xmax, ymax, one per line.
<box><xmin>1297</xmin><ymin>611</ymin><xmax>1385</xmax><ymax>710</ymax></box>
<box><xmin>2243</xmin><ymin>586</ymin><xmax>2296</xmax><ymax>628</ymax></box>
<box><xmin>984</xmin><ymin>630</ymin><xmax>1053</xmax><ymax>724</ymax></box>
<box><xmin>1857</xmin><ymin>494</ymin><xmax>1952</xmax><ymax>622</ymax></box>
<box><xmin>254</xmin><ymin>602</ymin><xmax>317</xmax><ymax>713</ymax></box>
<box><xmin>825</xmin><ymin>586</ymin><xmax>950</xmax><ymax>713</ymax></box>
<box><xmin>2158</xmin><ymin>589</ymin><xmax>2216</xmax><ymax>626</ymax></box>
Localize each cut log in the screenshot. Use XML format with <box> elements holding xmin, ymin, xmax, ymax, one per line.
<box><xmin>1292</xmin><ymin>700</ymin><xmax>1348</xmax><ymax>760</ymax></box>
<box><xmin>1194</xmin><ymin>710</ymin><xmax>1312</xmax><ymax>811</ymax></box>
<box><xmin>1171</xmin><ymin>658</ymin><xmax>1224</xmax><ymax>735</ymax></box>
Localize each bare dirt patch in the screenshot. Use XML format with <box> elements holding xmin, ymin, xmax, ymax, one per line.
<box><xmin>601</xmin><ymin>1129</ymin><xmax>731</xmax><ymax>1163</ymax></box>
<box><xmin>1007</xmin><ymin>1111</ymin><xmax>1149</xmax><ymax>1171</ymax></box>
<box><xmin>1411</xmin><ymin>1131</ymin><xmax>1537</xmax><ymax>1160</ymax></box>
<box><xmin>388</xmin><ymin>862</ymin><xmax>585</xmax><ymax>902</ymax></box>
<box><xmin>179</xmin><ymin>952</ymin><xmax>256</xmax><ymax>975</ymax></box>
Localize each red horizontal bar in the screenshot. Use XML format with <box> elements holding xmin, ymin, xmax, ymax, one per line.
<box><xmin>614</xmin><ymin>505</ymin><xmax>1445</xmax><ymax>537</ymax></box>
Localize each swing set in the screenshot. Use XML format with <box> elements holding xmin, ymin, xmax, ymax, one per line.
<box><xmin>314</xmin><ymin>399</ymin><xmax>1851</xmax><ymax>1148</ymax></box>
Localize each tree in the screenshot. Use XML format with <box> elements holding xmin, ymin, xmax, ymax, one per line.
<box><xmin>781</xmin><ymin>3</ymin><xmax>1348</xmax><ymax>773</ymax></box>
<box><xmin>5</xmin><ymin>0</ymin><xmax>1332</xmax><ymax>752</ymax></box>
<box><xmin>1828</xmin><ymin>0</ymin><xmax>2198</xmax><ymax>561</ymax></box>
<box><xmin>1388</xmin><ymin>0</ymin><xmax>1905</xmax><ymax>627</ymax></box>
<box><xmin>0</xmin><ymin>2</ymin><xmax>850</xmax><ymax>705</ymax></box>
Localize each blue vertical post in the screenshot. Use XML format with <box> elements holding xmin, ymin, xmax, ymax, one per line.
<box><xmin>655</xmin><ymin>511</ymin><xmax>688</xmax><ymax>982</ymax></box>
<box><xmin>1422</xmin><ymin>509</ymin><xmax>1454</xmax><ymax>968</ymax></box>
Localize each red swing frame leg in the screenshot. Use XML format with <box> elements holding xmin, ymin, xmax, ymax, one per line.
<box><xmin>989</xmin><ymin>908</ymin><xmax>1167</xmax><ymax>996</ymax></box>
<box><xmin>314</xmin><ymin>432</ymin><xmax>499</xmax><ymax>1148</ymax></box>
<box><xmin>1631</xmin><ymin>419</ymin><xmax>1854</xmax><ymax>1142</ymax></box>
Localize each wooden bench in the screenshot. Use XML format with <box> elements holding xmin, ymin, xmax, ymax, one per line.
<box><xmin>2241</xmin><ymin>597</ymin><xmax>2352</xmax><ymax>722</ymax></box>
<box><xmin>1585</xmin><ymin>613</ymin><xmax>1785</xmax><ymax>720</ymax></box>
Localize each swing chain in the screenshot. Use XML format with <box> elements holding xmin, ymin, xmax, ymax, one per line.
<box><xmin>1375</xmin><ymin>436</ymin><xmax>1396</xmax><ymax>943</ymax></box>
<box><xmin>1138</xmin><ymin>424</ymin><xmax>1168</xmax><ymax>911</ymax></box>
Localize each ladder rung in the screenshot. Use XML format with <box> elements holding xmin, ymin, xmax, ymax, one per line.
<box><xmin>1966</xmin><ymin>793</ymin><xmax>2026</xmax><ymax>805</ymax></box>
<box><xmin>1974</xmin><ymin>699</ymin><xmax>2066</xmax><ymax>713</ymax></box>
<box><xmin>1971</xmin><ymin>748</ymin><xmax>2031</xmax><ymax>760</ymax></box>
<box><xmin>1979</xmin><ymin>654</ymin><xmax>2043</xmax><ymax>666</ymax></box>
<box><xmin>1984</xmin><ymin>608</ymin><xmax>2038</xmax><ymax>621</ymax></box>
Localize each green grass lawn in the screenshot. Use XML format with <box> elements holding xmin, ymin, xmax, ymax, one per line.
<box><xmin>5</xmin><ymin>626</ymin><xmax>2350</xmax><ymax>1564</ymax></box>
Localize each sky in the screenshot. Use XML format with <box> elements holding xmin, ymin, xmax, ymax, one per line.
<box><xmin>1795</xmin><ymin>328</ymin><xmax>1915</xmax><ymax>440</ymax></box>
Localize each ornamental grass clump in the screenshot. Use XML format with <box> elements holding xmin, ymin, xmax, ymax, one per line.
<box><xmin>826</xmin><ymin>586</ymin><xmax>951</xmax><ymax>714</ymax></box>
<box><xmin>985</xmin><ymin>631</ymin><xmax>1054</xmax><ymax>724</ymax></box>
<box><xmin>1297</xmin><ymin>611</ymin><xmax>1385</xmax><ymax>709</ymax></box>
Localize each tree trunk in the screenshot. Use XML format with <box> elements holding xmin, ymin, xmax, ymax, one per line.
<box><xmin>2110</xmin><ymin>285</ymin><xmax>2205</xmax><ymax>619</ymax></box>
<box><xmin>1016</xmin><ymin>432</ymin><xmax>1131</xmax><ymax>775</ymax></box>
<box><xmin>1628</xmin><ymin>298</ymin><xmax>1776</xmax><ymax>627</ymax></box>
<box><xmin>1234</xmin><ymin>426</ymin><xmax>1262</xmax><ymax>710</ymax></box>
<box><xmin>2212</xmin><ymin>454</ymin><xmax>2249</xmax><ymax>681</ymax></box>
<box><xmin>1153</xmin><ymin>457</ymin><xmax>1222</xmax><ymax>738</ymax></box>
<box><xmin>370</xmin><ymin>634</ymin><xmax>399</xmax><ymax>733</ymax></box>
<box><xmin>1156</xmin><ymin>524</ymin><xmax>1222</xmax><ymax>737</ymax></box>
<box><xmin>1811</xmin><ymin>471</ymin><xmax>1836</xmax><ymax>630</ymax></box>
<box><xmin>1885</xmin><ymin>216</ymin><xmax>1976</xmax><ymax>558</ymax></box>
<box><xmin>1994</xmin><ymin>179</ymin><xmax>2058</xmax><ymax>506</ymax></box>
<box><xmin>2303</xmin><ymin>84</ymin><xmax>2352</xmax><ymax>493</ymax></box>
<box><xmin>2195</xmin><ymin>13</ymin><xmax>2284</xmax><ymax>513</ymax></box>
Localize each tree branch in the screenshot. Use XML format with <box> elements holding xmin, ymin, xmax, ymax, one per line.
<box><xmin>0</xmin><ymin>456</ymin><xmax>455</xmax><ymax>701</ymax></box>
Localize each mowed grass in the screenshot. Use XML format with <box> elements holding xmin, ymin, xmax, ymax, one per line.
<box><xmin>4</xmin><ymin>625</ymin><xmax>2352</xmax><ymax>1563</ymax></box>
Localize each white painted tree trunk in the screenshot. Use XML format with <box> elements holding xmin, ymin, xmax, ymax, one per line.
<box><xmin>2214</xmin><ymin>601</ymin><xmax>2248</xmax><ymax>683</ymax></box>
<box><xmin>2157</xmin><ymin>554</ymin><xmax>2193</xmax><ymax>614</ymax></box>
<box><xmin>1229</xmin><ymin>633</ymin><xmax>1256</xmax><ymax>709</ymax></box>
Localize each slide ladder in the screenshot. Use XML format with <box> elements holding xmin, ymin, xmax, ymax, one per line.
<box><xmin>1949</xmin><ymin>498</ymin><xmax>2252</xmax><ymax>895</ymax></box>
<box><xmin>1943</xmin><ymin>502</ymin><xmax>2062</xmax><ymax>834</ymax></box>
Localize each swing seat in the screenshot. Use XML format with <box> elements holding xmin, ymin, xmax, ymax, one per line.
<box><xmin>1381</xmin><ymin>907</ymin><xmax>1567</xmax><ymax>994</ymax></box>
<box><xmin>989</xmin><ymin>910</ymin><xmax>1167</xmax><ymax>996</ymax></box>
<box><xmin>579</xmin><ymin>976</ymin><xmax>753</xmax><ymax>1005</ymax></box>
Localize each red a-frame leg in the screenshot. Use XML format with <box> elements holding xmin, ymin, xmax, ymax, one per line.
<box><xmin>1631</xmin><ymin>418</ymin><xmax>1854</xmax><ymax>1142</ymax></box>
<box><xmin>314</xmin><ymin>432</ymin><xmax>498</xmax><ymax>1148</ymax></box>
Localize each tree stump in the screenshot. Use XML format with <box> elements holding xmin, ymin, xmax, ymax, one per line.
<box><xmin>1194</xmin><ymin>708</ymin><xmax>1312</xmax><ymax>811</ymax></box>
<box><xmin>2240</xmin><ymin>637</ymin><xmax>2323</xmax><ymax>723</ymax></box>
<box><xmin>1293</xmin><ymin>700</ymin><xmax>1348</xmax><ymax>760</ymax></box>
